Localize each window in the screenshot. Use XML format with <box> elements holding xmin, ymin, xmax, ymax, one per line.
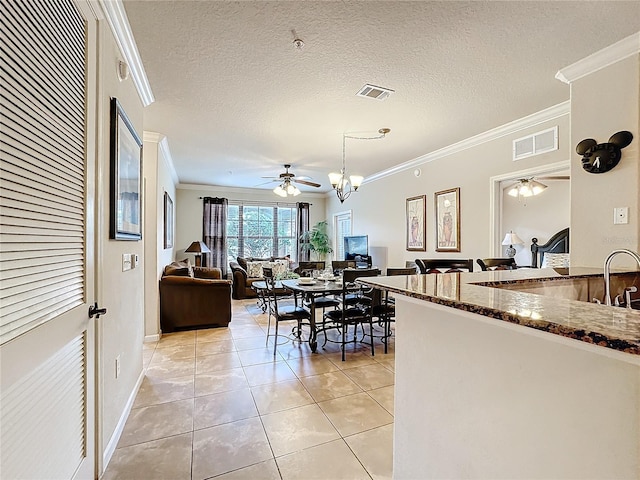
<box><xmin>228</xmin><ymin>202</ymin><xmax>297</xmax><ymax>260</ymax></box>
<box><xmin>333</xmin><ymin>211</ymin><xmax>352</xmax><ymax>261</ymax></box>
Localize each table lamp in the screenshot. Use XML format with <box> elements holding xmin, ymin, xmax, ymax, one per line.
<box><xmin>184</xmin><ymin>241</ymin><xmax>210</xmax><ymax>267</ymax></box>
<box><xmin>501</xmin><ymin>231</ymin><xmax>524</xmax><ymax>258</ymax></box>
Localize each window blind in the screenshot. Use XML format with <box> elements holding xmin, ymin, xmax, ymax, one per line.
<box><xmin>334</xmin><ymin>212</ymin><xmax>352</xmax><ymax>261</ymax></box>
<box><xmin>0</xmin><ymin>0</ymin><xmax>86</xmax><ymax>345</ymax></box>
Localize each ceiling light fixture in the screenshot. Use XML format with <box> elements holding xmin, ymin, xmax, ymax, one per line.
<box><xmin>329</xmin><ymin>128</ymin><xmax>390</xmax><ymax>203</ymax></box>
<box><xmin>507</xmin><ymin>178</ymin><xmax>547</xmax><ymax>198</ymax></box>
<box><xmin>273</xmin><ymin>178</ymin><xmax>301</xmax><ymax>197</ymax></box>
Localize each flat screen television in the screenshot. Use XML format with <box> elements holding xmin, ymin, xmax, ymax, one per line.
<box><xmin>344</xmin><ymin>235</ymin><xmax>368</xmax><ymax>261</ymax></box>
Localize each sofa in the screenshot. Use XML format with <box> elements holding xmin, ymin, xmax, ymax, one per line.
<box><xmin>160</xmin><ymin>261</ymin><xmax>232</xmax><ymax>332</ymax></box>
<box><xmin>230</xmin><ymin>255</ymin><xmax>291</xmax><ymax>300</ymax></box>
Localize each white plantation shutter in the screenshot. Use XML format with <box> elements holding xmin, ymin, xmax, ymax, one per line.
<box><xmin>334</xmin><ymin>211</ymin><xmax>352</xmax><ymax>260</ymax></box>
<box><xmin>0</xmin><ymin>0</ymin><xmax>86</xmax><ymax>345</ymax></box>
<box><xmin>0</xmin><ymin>334</ymin><xmax>86</xmax><ymax>479</ymax></box>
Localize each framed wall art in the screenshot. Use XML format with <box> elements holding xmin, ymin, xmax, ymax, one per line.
<box><xmin>164</xmin><ymin>192</ymin><xmax>174</xmax><ymax>248</ymax></box>
<box><xmin>406</xmin><ymin>195</ymin><xmax>426</xmax><ymax>251</ymax></box>
<box><xmin>109</xmin><ymin>98</ymin><xmax>143</xmax><ymax>240</ymax></box>
<box><xmin>435</xmin><ymin>187</ymin><xmax>460</xmax><ymax>252</ymax></box>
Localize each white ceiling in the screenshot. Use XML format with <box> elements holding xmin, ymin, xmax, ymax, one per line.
<box><xmin>123</xmin><ymin>1</ymin><xmax>640</xmax><ymax>193</ymax></box>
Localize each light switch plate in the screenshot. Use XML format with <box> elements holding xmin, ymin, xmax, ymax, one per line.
<box><xmin>122</xmin><ymin>253</ymin><xmax>132</xmax><ymax>271</ymax></box>
<box><xmin>614</xmin><ymin>207</ymin><xmax>629</xmax><ymax>225</ymax></box>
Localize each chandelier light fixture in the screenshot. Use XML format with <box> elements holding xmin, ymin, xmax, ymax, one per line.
<box><xmin>507</xmin><ymin>178</ymin><xmax>547</xmax><ymax>198</ymax></box>
<box><xmin>329</xmin><ymin>128</ymin><xmax>390</xmax><ymax>203</ymax></box>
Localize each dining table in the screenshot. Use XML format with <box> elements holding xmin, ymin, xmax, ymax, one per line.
<box><xmin>280</xmin><ymin>277</ymin><xmax>345</xmax><ymax>352</ymax></box>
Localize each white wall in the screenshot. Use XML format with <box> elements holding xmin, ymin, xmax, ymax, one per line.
<box><xmin>97</xmin><ymin>21</ymin><xmax>145</xmax><ymax>461</ymax></box>
<box><xmin>325</xmin><ymin>114</ymin><xmax>571</xmax><ymax>273</ymax></box>
<box><xmin>501</xmin><ymin>179</ymin><xmax>570</xmax><ymax>267</ymax></box>
<box><xmin>570</xmin><ymin>54</ymin><xmax>640</xmax><ymax>267</ymax></box>
<box><xmin>143</xmin><ymin>134</ymin><xmax>177</xmax><ymax>339</ymax></box>
<box><xmin>175</xmin><ymin>185</ymin><xmax>327</xmax><ymax>266</ymax></box>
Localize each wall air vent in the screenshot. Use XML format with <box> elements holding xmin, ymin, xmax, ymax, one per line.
<box><xmin>513</xmin><ymin>126</ymin><xmax>558</xmax><ymax>161</ymax></box>
<box><xmin>356</xmin><ymin>84</ymin><xmax>394</xmax><ymax>101</ymax></box>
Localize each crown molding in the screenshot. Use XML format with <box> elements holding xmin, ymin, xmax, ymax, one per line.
<box><xmin>555</xmin><ymin>32</ymin><xmax>640</xmax><ymax>84</ymax></box>
<box><xmin>143</xmin><ymin>131</ymin><xmax>163</xmax><ymax>143</ymax></box>
<box><xmin>365</xmin><ymin>101</ymin><xmax>570</xmax><ymax>185</ymax></box>
<box><xmin>98</xmin><ymin>0</ymin><xmax>155</xmax><ymax>106</ymax></box>
<box><xmin>143</xmin><ymin>131</ymin><xmax>179</xmax><ymax>185</ymax></box>
<box><xmin>178</xmin><ymin>182</ymin><xmax>327</xmax><ymax>199</ymax></box>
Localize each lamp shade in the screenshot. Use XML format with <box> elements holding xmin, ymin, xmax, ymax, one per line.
<box><xmin>501</xmin><ymin>232</ymin><xmax>524</xmax><ymax>246</ymax></box>
<box><xmin>185</xmin><ymin>241</ymin><xmax>211</xmax><ymax>254</ymax></box>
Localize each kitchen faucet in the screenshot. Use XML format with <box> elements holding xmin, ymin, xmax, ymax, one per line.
<box><xmin>603</xmin><ymin>249</ymin><xmax>640</xmax><ymax>306</ymax></box>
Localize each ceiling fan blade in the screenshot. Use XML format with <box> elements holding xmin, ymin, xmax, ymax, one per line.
<box><xmin>293</xmin><ymin>178</ymin><xmax>321</xmax><ymax>188</ymax></box>
<box><xmin>537</xmin><ymin>175</ymin><xmax>570</xmax><ymax>180</ymax></box>
<box><xmin>254</xmin><ymin>180</ymin><xmax>279</xmax><ymax>187</ymax></box>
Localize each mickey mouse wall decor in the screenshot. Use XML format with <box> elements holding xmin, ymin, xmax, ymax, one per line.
<box><xmin>576</xmin><ymin>131</ymin><xmax>633</xmax><ymax>174</ymax></box>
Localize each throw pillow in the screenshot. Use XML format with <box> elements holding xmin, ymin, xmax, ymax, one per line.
<box><xmin>541</xmin><ymin>253</ymin><xmax>570</xmax><ymax>268</ymax></box>
<box><xmin>165</xmin><ymin>259</ymin><xmax>194</xmax><ymax>277</ymax></box>
<box><xmin>246</xmin><ymin>261</ymin><xmax>265</xmax><ymax>278</ymax></box>
<box><xmin>273</xmin><ymin>259</ymin><xmax>289</xmax><ymax>277</ymax></box>
<box><xmin>237</xmin><ymin>256</ymin><xmax>248</xmax><ymax>271</ymax></box>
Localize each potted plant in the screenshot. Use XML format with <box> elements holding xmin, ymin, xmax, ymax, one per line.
<box><xmin>300</xmin><ymin>220</ymin><xmax>333</xmax><ymax>261</ymax></box>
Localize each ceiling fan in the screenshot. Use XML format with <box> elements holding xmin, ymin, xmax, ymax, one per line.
<box><xmin>262</xmin><ymin>164</ymin><xmax>320</xmax><ymax>188</ymax></box>
<box><xmin>505</xmin><ymin>175</ymin><xmax>570</xmax><ymax>198</ymax></box>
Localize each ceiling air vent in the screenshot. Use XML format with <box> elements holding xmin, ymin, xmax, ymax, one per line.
<box><xmin>513</xmin><ymin>126</ymin><xmax>558</xmax><ymax>161</ymax></box>
<box><xmin>356</xmin><ymin>84</ymin><xmax>394</xmax><ymax>101</ymax></box>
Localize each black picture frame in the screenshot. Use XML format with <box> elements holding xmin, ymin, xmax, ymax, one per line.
<box><xmin>164</xmin><ymin>192</ymin><xmax>173</xmax><ymax>248</ymax></box>
<box><xmin>110</xmin><ymin>98</ymin><xmax>142</xmax><ymax>240</ymax></box>
<box><xmin>406</xmin><ymin>195</ymin><xmax>426</xmax><ymax>251</ymax></box>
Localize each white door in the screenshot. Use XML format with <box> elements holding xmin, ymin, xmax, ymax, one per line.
<box><xmin>0</xmin><ymin>0</ymin><xmax>98</xmax><ymax>478</ymax></box>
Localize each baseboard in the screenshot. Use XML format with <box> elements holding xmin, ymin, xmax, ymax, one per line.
<box><xmin>144</xmin><ymin>333</ymin><xmax>160</xmax><ymax>343</ymax></box>
<box><xmin>102</xmin><ymin>370</ymin><xmax>145</xmax><ymax>472</ymax></box>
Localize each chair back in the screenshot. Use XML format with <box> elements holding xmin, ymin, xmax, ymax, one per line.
<box><xmin>332</xmin><ymin>260</ymin><xmax>356</xmax><ymax>275</ymax></box>
<box><xmin>262</xmin><ymin>267</ymin><xmax>281</xmax><ymax>314</ymax></box>
<box><xmin>415</xmin><ymin>258</ymin><xmax>474</xmax><ymax>274</ymax></box>
<box><xmin>294</xmin><ymin>261</ymin><xmax>325</xmax><ymax>277</ymax></box>
<box><xmin>476</xmin><ymin>258</ymin><xmax>517</xmax><ymax>271</ymax></box>
<box><xmin>386</xmin><ymin>267</ymin><xmax>417</xmax><ymax>276</ymax></box>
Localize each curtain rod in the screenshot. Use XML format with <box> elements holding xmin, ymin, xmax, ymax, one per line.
<box><xmin>198</xmin><ymin>197</ymin><xmax>312</xmax><ymax>206</ymax></box>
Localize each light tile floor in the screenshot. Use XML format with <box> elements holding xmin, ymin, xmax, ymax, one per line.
<box><xmin>103</xmin><ymin>299</ymin><xmax>395</xmax><ymax>480</ymax></box>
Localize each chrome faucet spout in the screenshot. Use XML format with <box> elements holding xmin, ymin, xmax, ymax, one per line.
<box><xmin>603</xmin><ymin>249</ymin><xmax>640</xmax><ymax>306</ymax></box>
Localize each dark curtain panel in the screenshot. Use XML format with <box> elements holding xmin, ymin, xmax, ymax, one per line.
<box><xmin>296</xmin><ymin>202</ymin><xmax>310</xmax><ymax>262</ymax></box>
<box><xmin>203</xmin><ymin>197</ymin><xmax>228</xmax><ymax>275</ymax></box>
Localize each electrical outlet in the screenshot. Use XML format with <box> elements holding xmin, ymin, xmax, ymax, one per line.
<box><xmin>614</xmin><ymin>207</ymin><xmax>629</xmax><ymax>225</ymax></box>
<box><xmin>115</xmin><ymin>355</ymin><xmax>121</xmax><ymax>379</ymax></box>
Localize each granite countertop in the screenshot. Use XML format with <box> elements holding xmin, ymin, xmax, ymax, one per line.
<box><xmin>359</xmin><ymin>267</ymin><xmax>640</xmax><ymax>356</ymax></box>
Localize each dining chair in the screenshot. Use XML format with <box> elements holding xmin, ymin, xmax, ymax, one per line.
<box><xmin>331</xmin><ymin>260</ymin><xmax>356</xmax><ymax>275</ymax></box>
<box><xmin>476</xmin><ymin>258</ymin><xmax>517</xmax><ymax>271</ymax></box>
<box><xmin>263</xmin><ymin>267</ymin><xmax>312</xmax><ymax>356</ymax></box>
<box><xmin>322</xmin><ymin>268</ymin><xmax>378</xmax><ymax>361</ymax></box>
<box><xmin>415</xmin><ymin>258</ymin><xmax>474</xmax><ymax>274</ymax></box>
<box><xmin>386</xmin><ymin>267</ymin><xmax>417</xmax><ymax>276</ymax></box>
<box><xmin>294</xmin><ymin>261</ymin><xmax>325</xmax><ymax>277</ymax></box>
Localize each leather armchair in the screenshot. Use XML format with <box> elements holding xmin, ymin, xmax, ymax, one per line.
<box><xmin>229</xmin><ymin>261</ymin><xmax>259</xmax><ymax>299</ymax></box>
<box><xmin>160</xmin><ymin>265</ymin><xmax>232</xmax><ymax>332</ymax></box>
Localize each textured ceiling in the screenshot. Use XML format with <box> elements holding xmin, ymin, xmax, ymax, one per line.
<box><xmin>123</xmin><ymin>1</ymin><xmax>640</xmax><ymax>192</ymax></box>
